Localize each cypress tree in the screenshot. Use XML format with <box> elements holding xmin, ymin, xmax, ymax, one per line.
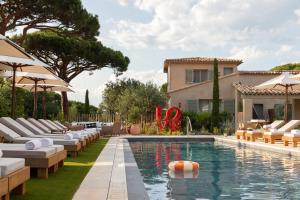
<box><xmin>85</xmin><ymin>89</ymin><xmax>90</xmax><ymax>114</ymax></box>
<box><xmin>211</xmin><ymin>58</ymin><xmax>220</xmax><ymax>129</ymax></box>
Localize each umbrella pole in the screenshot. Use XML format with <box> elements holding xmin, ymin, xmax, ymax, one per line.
<box><xmin>33</xmin><ymin>80</ymin><xmax>38</xmax><ymax>119</ymax></box>
<box><xmin>285</xmin><ymin>85</ymin><xmax>288</xmax><ymax>122</ymax></box>
<box><xmin>43</xmin><ymin>87</ymin><xmax>46</xmax><ymax>119</ymax></box>
<box><xmin>11</xmin><ymin>67</ymin><xmax>16</xmax><ymax>118</ymax></box>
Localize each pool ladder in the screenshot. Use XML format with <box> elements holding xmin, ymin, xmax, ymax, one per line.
<box><xmin>186</xmin><ymin>116</ymin><xmax>193</xmax><ymax>135</ymax></box>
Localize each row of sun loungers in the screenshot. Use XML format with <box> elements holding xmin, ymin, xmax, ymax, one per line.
<box><xmin>236</xmin><ymin>119</ymin><xmax>300</xmax><ymax>147</ymax></box>
<box><xmin>0</xmin><ymin>117</ymin><xmax>102</xmax><ymax>199</ymax></box>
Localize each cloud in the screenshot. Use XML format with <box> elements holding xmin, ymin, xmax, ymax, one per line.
<box><xmin>118</xmin><ymin>0</ymin><xmax>129</xmax><ymax>6</ymax></box>
<box><xmin>295</xmin><ymin>9</ymin><xmax>300</xmax><ymax>24</ymax></box>
<box><xmin>110</xmin><ymin>0</ymin><xmax>300</xmax><ymax>51</ymax></box>
<box><xmin>229</xmin><ymin>46</ymin><xmax>267</xmax><ymax>62</ymax></box>
<box><xmin>108</xmin><ymin>69</ymin><xmax>166</xmax><ymax>86</ymax></box>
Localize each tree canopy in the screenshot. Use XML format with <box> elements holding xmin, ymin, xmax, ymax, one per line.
<box><xmin>1</xmin><ymin>1</ymin><xmax>130</xmax><ymax>120</ymax></box>
<box><xmin>21</xmin><ymin>31</ymin><xmax>129</xmax><ymax>118</ymax></box>
<box><xmin>211</xmin><ymin>58</ymin><xmax>220</xmax><ymax>129</ymax></box>
<box><xmin>100</xmin><ymin>79</ymin><xmax>166</xmax><ymax>123</ymax></box>
<box><xmin>0</xmin><ymin>0</ymin><xmax>99</xmax><ymax>41</ymax></box>
<box><xmin>271</xmin><ymin>63</ymin><xmax>300</xmax><ymax>71</ymax></box>
<box><xmin>22</xmin><ymin>31</ymin><xmax>129</xmax><ymax>82</ymax></box>
<box><xmin>84</xmin><ymin>89</ymin><xmax>90</xmax><ymax>114</ymax></box>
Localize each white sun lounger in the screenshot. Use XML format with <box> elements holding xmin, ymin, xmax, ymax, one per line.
<box><xmin>0</xmin><ymin>120</ymin><xmax>81</xmax><ymax>157</ymax></box>
<box><xmin>0</xmin><ymin>144</ymin><xmax>66</xmax><ymax>179</ymax></box>
<box><xmin>16</xmin><ymin>118</ymin><xmax>87</xmax><ymax>148</ymax></box>
<box><xmin>0</xmin><ymin>157</ymin><xmax>30</xmax><ymax>198</ymax></box>
<box><xmin>282</xmin><ymin>129</ymin><xmax>300</xmax><ymax>147</ymax></box>
<box><xmin>245</xmin><ymin>120</ymin><xmax>285</xmax><ymax>142</ymax></box>
<box><xmin>263</xmin><ymin>120</ymin><xmax>300</xmax><ymax>144</ymax></box>
<box><xmin>29</xmin><ymin>118</ymin><xmax>97</xmax><ymax>142</ymax></box>
<box><xmin>38</xmin><ymin>119</ymin><xmax>65</xmax><ymax>133</ymax></box>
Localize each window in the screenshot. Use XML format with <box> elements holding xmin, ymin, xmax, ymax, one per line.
<box><xmin>224</xmin><ymin>67</ymin><xmax>234</xmax><ymax>76</ymax></box>
<box><xmin>274</xmin><ymin>104</ymin><xmax>292</xmax><ymax>121</ymax></box>
<box><xmin>187</xmin><ymin>100</ymin><xmax>198</xmax><ymax>112</ymax></box>
<box><xmin>185</xmin><ymin>69</ymin><xmax>211</xmax><ymax>83</ymax></box>
<box><xmin>223</xmin><ymin>100</ymin><xmax>235</xmax><ymax>114</ymax></box>
<box><xmin>199</xmin><ymin>100</ymin><xmax>212</xmax><ymax>112</ymax></box>
<box><xmin>193</xmin><ymin>69</ymin><xmax>201</xmax><ymax>83</ymax></box>
<box><xmin>185</xmin><ymin>69</ymin><xmax>193</xmax><ymax>83</ymax></box>
<box><xmin>252</xmin><ymin>104</ymin><xmax>264</xmax><ymax>119</ymax></box>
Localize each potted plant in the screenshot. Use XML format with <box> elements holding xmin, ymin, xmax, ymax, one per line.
<box><xmin>223</xmin><ymin>127</ymin><xmax>230</xmax><ymax>137</ymax></box>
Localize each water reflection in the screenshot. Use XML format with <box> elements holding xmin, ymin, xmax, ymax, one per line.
<box><xmin>130</xmin><ymin>142</ymin><xmax>300</xmax><ymax>200</ymax></box>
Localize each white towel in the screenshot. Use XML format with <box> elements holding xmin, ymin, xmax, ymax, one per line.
<box><xmin>263</xmin><ymin>124</ymin><xmax>271</xmax><ymax>129</ymax></box>
<box><xmin>0</xmin><ymin>149</ymin><xmax>2</xmax><ymax>158</ymax></box>
<box><xmin>291</xmin><ymin>129</ymin><xmax>300</xmax><ymax>134</ymax></box>
<box><xmin>64</xmin><ymin>133</ymin><xmax>73</xmax><ymax>140</ymax></box>
<box><xmin>72</xmin><ymin>132</ymin><xmax>82</xmax><ymax>139</ymax></box>
<box><xmin>39</xmin><ymin>138</ymin><xmax>53</xmax><ymax>147</ymax></box>
<box><xmin>25</xmin><ymin>139</ymin><xmax>42</xmax><ymax>150</ymax></box>
<box><xmin>81</xmin><ymin>131</ymin><xmax>88</xmax><ymax>137</ymax></box>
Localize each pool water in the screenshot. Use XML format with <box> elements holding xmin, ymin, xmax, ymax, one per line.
<box><xmin>129</xmin><ymin>142</ymin><xmax>300</xmax><ymax>200</ymax></box>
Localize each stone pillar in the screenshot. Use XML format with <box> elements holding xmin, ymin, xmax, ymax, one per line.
<box><xmin>243</xmin><ymin>98</ymin><xmax>253</xmax><ymax>123</ymax></box>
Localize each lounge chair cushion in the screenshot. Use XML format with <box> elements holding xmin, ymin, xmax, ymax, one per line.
<box><xmin>0</xmin><ymin>143</ymin><xmax>64</xmax><ymax>153</ymax></box>
<box><xmin>39</xmin><ymin>119</ymin><xmax>59</xmax><ymax>130</ymax></box>
<box><xmin>284</xmin><ymin>130</ymin><xmax>300</xmax><ymax>137</ymax></box>
<box><xmin>263</xmin><ymin>124</ymin><xmax>272</xmax><ymax>129</ymax></box>
<box><xmin>278</xmin><ymin>120</ymin><xmax>300</xmax><ymax>132</ymax></box>
<box><xmin>28</xmin><ymin>118</ymin><xmax>51</xmax><ymax>133</ymax></box>
<box><xmin>47</xmin><ymin>120</ymin><xmax>63</xmax><ymax>130</ymax></box>
<box><xmin>13</xmin><ymin>137</ymin><xmax>79</xmax><ymax>146</ymax></box>
<box><xmin>247</xmin><ymin>129</ymin><xmax>262</xmax><ymax>134</ymax></box>
<box><xmin>264</xmin><ymin>130</ymin><xmax>284</xmax><ymax>135</ymax></box>
<box><xmin>0</xmin><ymin>144</ymin><xmax>56</xmax><ymax>158</ymax></box>
<box><xmin>16</xmin><ymin>118</ymin><xmax>45</xmax><ymax>135</ymax></box>
<box><xmin>54</xmin><ymin>120</ymin><xmax>68</xmax><ymax>129</ymax></box>
<box><xmin>0</xmin><ymin>117</ymin><xmax>35</xmax><ymax>137</ymax></box>
<box><xmin>0</xmin><ymin>123</ymin><xmax>21</xmax><ymax>140</ymax></box>
<box><xmin>0</xmin><ymin>158</ymin><xmax>25</xmax><ymax>176</ymax></box>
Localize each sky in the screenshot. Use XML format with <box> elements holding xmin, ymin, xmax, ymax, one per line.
<box><xmin>67</xmin><ymin>0</ymin><xmax>300</xmax><ymax>106</ymax></box>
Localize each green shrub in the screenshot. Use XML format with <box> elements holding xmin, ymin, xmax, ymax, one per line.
<box><xmin>182</xmin><ymin>111</ymin><xmax>234</xmax><ymax>133</ymax></box>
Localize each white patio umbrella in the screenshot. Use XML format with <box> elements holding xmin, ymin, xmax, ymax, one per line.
<box><xmin>0</xmin><ymin>34</ymin><xmax>52</xmax><ymax>118</ymax></box>
<box><xmin>0</xmin><ymin>71</ymin><xmax>67</xmax><ymax>118</ymax></box>
<box><xmin>16</xmin><ymin>84</ymin><xmax>73</xmax><ymax>119</ymax></box>
<box><xmin>255</xmin><ymin>72</ymin><xmax>300</xmax><ymax>122</ymax></box>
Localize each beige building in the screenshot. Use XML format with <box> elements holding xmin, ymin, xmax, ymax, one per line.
<box><xmin>164</xmin><ymin>57</ymin><xmax>300</xmax><ymax>128</ymax></box>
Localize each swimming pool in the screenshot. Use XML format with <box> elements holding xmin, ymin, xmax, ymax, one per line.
<box><xmin>129</xmin><ymin>141</ymin><xmax>300</xmax><ymax>200</ymax></box>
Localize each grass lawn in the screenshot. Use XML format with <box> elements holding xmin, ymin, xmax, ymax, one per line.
<box><xmin>12</xmin><ymin>138</ymin><xmax>108</xmax><ymax>200</ymax></box>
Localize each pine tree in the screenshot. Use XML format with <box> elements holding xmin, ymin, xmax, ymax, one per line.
<box><xmin>211</xmin><ymin>58</ymin><xmax>220</xmax><ymax>129</ymax></box>
<box><xmin>85</xmin><ymin>89</ymin><xmax>90</xmax><ymax>114</ymax></box>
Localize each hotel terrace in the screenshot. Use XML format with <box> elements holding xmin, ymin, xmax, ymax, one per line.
<box><xmin>164</xmin><ymin>57</ymin><xmax>300</xmax><ymax>128</ymax></box>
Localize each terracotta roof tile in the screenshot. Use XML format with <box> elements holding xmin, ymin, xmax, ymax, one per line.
<box><xmin>163</xmin><ymin>57</ymin><xmax>243</xmax><ymax>72</ymax></box>
<box><xmin>233</xmin><ymin>82</ymin><xmax>300</xmax><ymax>95</ymax></box>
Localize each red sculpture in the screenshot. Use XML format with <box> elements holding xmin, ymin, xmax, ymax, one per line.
<box><xmin>156</xmin><ymin>106</ymin><xmax>182</xmax><ymax>132</ymax></box>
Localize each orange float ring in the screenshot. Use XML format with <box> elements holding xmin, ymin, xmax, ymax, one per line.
<box><xmin>168</xmin><ymin>160</ymin><xmax>199</xmax><ymax>172</ymax></box>
<box><xmin>168</xmin><ymin>170</ymin><xmax>199</xmax><ymax>179</ymax></box>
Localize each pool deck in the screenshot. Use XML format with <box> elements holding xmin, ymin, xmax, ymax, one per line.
<box><xmin>73</xmin><ymin>135</ymin><xmax>300</xmax><ymax>200</ymax></box>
